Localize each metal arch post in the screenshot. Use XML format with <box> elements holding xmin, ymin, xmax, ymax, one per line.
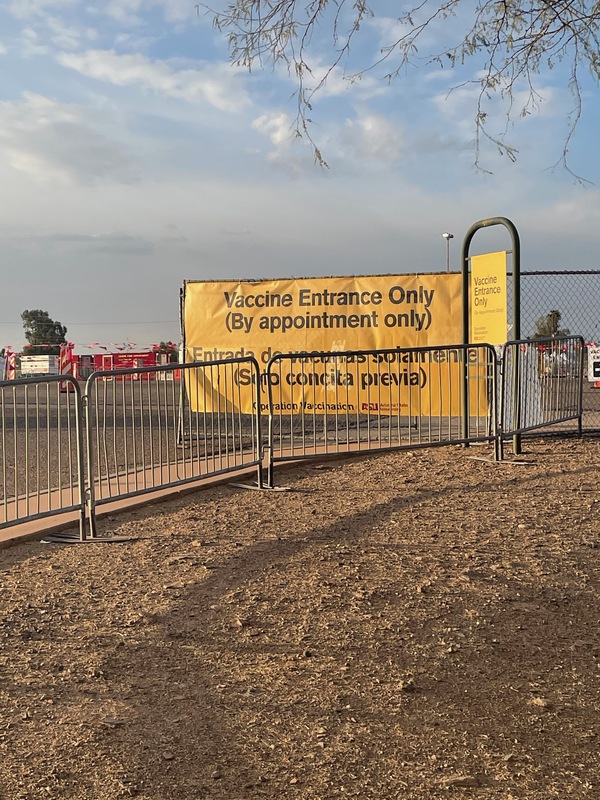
<box><xmin>177</xmin><ymin>284</ymin><xmax>187</xmax><ymax>447</ymax></box>
<box><xmin>461</xmin><ymin>217</ymin><xmax>521</xmax><ymax>452</ymax></box>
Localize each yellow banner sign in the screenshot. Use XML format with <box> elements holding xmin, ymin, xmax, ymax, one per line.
<box><xmin>261</xmin><ymin>347</ymin><xmax>490</xmax><ymax>418</ymax></box>
<box><xmin>185</xmin><ymin>274</ymin><xmax>462</xmax><ymax>361</ymax></box>
<box><xmin>183</xmin><ymin>274</ymin><xmax>479</xmax><ymax>414</ymax></box>
<box><xmin>470</xmin><ymin>251</ymin><xmax>508</xmax><ymax>345</ymax></box>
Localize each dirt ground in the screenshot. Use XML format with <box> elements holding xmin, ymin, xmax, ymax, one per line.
<box><xmin>1</xmin><ymin>437</ymin><xmax>599</xmax><ymax>800</ymax></box>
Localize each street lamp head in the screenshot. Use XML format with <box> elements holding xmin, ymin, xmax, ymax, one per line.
<box><xmin>442</xmin><ymin>232</ymin><xmax>454</xmax><ymax>241</ymax></box>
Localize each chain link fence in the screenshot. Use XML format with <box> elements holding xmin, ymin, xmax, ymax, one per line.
<box><xmin>511</xmin><ymin>270</ymin><xmax>600</xmax><ymax>430</ymax></box>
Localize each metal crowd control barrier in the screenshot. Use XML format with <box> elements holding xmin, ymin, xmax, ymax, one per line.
<box><xmin>84</xmin><ymin>358</ymin><xmax>263</xmax><ymax>537</ymax></box>
<box><xmin>265</xmin><ymin>344</ymin><xmax>499</xmax><ymax>484</ymax></box>
<box><xmin>4</xmin><ymin>341</ymin><xmax>586</xmax><ymax>539</ymax></box>
<box><xmin>0</xmin><ymin>375</ymin><xmax>85</xmax><ymax>537</ymax></box>
<box><xmin>499</xmin><ymin>336</ymin><xmax>584</xmax><ymax>453</ymax></box>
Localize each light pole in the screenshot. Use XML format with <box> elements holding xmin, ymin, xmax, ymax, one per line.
<box><xmin>442</xmin><ymin>232</ymin><xmax>454</xmax><ymax>272</ymax></box>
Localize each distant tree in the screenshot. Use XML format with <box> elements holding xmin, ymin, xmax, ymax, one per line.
<box><xmin>0</xmin><ymin>347</ymin><xmax>5</xmax><ymax>358</ymax></box>
<box><xmin>21</xmin><ymin>310</ymin><xmax>67</xmax><ymax>355</ymax></box>
<box><xmin>532</xmin><ymin>309</ymin><xmax>570</xmax><ymax>339</ymax></box>
<box><xmin>153</xmin><ymin>341</ymin><xmax>179</xmax><ymax>363</ymax></box>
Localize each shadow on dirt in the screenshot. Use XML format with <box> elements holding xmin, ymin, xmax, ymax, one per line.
<box><xmin>88</xmin><ymin>450</ymin><xmax>600</xmax><ymax>799</ymax></box>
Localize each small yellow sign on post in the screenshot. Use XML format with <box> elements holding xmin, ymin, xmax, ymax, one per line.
<box><xmin>470</xmin><ymin>251</ymin><xmax>508</xmax><ymax>345</ymax></box>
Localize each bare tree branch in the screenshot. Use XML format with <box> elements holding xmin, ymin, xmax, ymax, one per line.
<box><xmin>203</xmin><ymin>0</ymin><xmax>600</xmax><ymax>172</ymax></box>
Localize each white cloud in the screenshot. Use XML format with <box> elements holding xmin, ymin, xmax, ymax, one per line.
<box><xmin>45</xmin><ymin>16</ymin><xmax>97</xmax><ymax>49</ymax></box>
<box><xmin>368</xmin><ymin>16</ymin><xmax>413</xmax><ymax>52</ymax></box>
<box><xmin>105</xmin><ymin>0</ymin><xmax>193</xmax><ymax>23</ymax></box>
<box><xmin>103</xmin><ymin>0</ymin><xmax>143</xmax><ymax>24</ymax></box>
<box><xmin>252</xmin><ymin>106</ymin><xmax>407</xmax><ymax>172</ymax></box>
<box><xmin>253</xmin><ymin>112</ymin><xmax>294</xmax><ymax>148</ymax></box>
<box><xmin>8</xmin><ymin>0</ymin><xmax>76</xmax><ymax>19</ymax></box>
<box><xmin>365</xmin><ymin>12</ymin><xmax>463</xmax><ymax>79</ymax></box>
<box><xmin>526</xmin><ymin>191</ymin><xmax>600</xmax><ymax>232</ymax></box>
<box><xmin>2</xmin><ymin>229</ymin><xmax>154</xmax><ymax>255</ymax></box>
<box><xmin>340</xmin><ymin>113</ymin><xmax>404</xmax><ymax>162</ymax></box>
<box><xmin>432</xmin><ymin>71</ymin><xmax>561</xmax><ymax>142</ymax></box>
<box><xmin>20</xmin><ymin>27</ymin><xmax>50</xmax><ymax>56</ymax></box>
<box><xmin>285</xmin><ymin>58</ymin><xmax>386</xmax><ymax>103</ymax></box>
<box><xmin>252</xmin><ymin>112</ymin><xmax>316</xmax><ymax>174</ymax></box>
<box><xmin>57</xmin><ymin>49</ymin><xmax>251</xmax><ymax>113</ymax></box>
<box><xmin>9</xmin><ymin>0</ymin><xmax>191</xmax><ymax>23</ymax></box>
<box><xmin>0</xmin><ymin>92</ymin><xmax>139</xmax><ymax>184</ymax></box>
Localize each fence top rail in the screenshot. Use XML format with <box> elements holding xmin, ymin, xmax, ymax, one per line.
<box><xmin>0</xmin><ymin>374</ymin><xmax>81</xmax><ymax>391</ymax></box>
<box><xmin>503</xmin><ymin>335</ymin><xmax>585</xmax><ymax>349</ymax></box>
<box><xmin>510</xmin><ymin>270</ymin><xmax>600</xmax><ymax>276</ymax></box>
<box><xmin>266</xmin><ymin>342</ymin><xmax>498</xmax><ymax>367</ymax></box>
<box><xmin>86</xmin><ymin>355</ymin><xmax>261</xmax><ymax>382</ymax></box>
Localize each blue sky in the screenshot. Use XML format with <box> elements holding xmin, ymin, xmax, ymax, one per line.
<box><xmin>1</xmin><ymin>0</ymin><xmax>599</xmax><ymax>351</ymax></box>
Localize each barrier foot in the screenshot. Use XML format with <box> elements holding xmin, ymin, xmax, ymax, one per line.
<box><xmin>466</xmin><ymin>455</ymin><xmax>532</xmax><ymax>466</ymax></box>
<box><xmin>41</xmin><ymin>530</ymin><xmax>139</xmax><ymax>543</ymax></box>
<box><xmin>228</xmin><ymin>481</ymin><xmax>291</xmax><ymax>492</ymax></box>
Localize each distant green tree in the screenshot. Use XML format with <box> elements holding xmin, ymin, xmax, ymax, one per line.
<box><xmin>0</xmin><ymin>347</ymin><xmax>5</xmax><ymax>358</ymax></box>
<box><xmin>21</xmin><ymin>310</ymin><xmax>67</xmax><ymax>355</ymax></box>
<box><xmin>532</xmin><ymin>310</ymin><xmax>570</xmax><ymax>339</ymax></box>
